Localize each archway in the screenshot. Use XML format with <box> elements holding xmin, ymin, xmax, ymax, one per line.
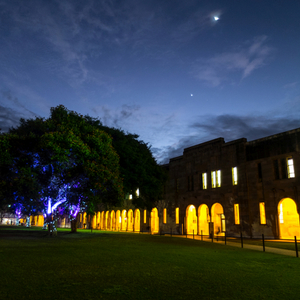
<box><xmin>278</xmin><ymin>198</ymin><xmax>300</xmax><ymax>239</ymax></box>
<box><xmin>121</xmin><ymin>210</ymin><xmax>127</xmax><ymax>231</ymax></box>
<box><xmin>92</xmin><ymin>215</ymin><xmax>97</xmax><ymax>229</ymax></box>
<box><xmin>105</xmin><ymin>211</ymin><xmax>109</xmax><ymax>230</ymax></box>
<box><xmin>111</xmin><ymin>211</ymin><xmax>116</xmax><ymax>230</ymax></box>
<box><xmin>116</xmin><ymin>210</ymin><xmax>121</xmax><ymax>231</ymax></box>
<box><xmin>100</xmin><ymin>211</ymin><xmax>105</xmax><ymax>229</ymax></box>
<box><xmin>134</xmin><ymin>209</ymin><xmax>140</xmax><ymax>232</ymax></box>
<box><xmin>96</xmin><ymin>212</ymin><xmax>101</xmax><ymax>229</ymax></box>
<box><xmin>198</xmin><ymin>204</ymin><xmax>210</xmax><ymax>236</ymax></box>
<box><xmin>151</xmin><ymin>208</ymin><xmax>159</xmax><ymax>234</ymax></box>
<box><xmin>127</xmin><ymin>209</ymin><xmax>133</xmax><ymax>231</ymax></box>
<box><xmin>186</xmin><ymin>205</ymin><xmax>197</xmax><ymax>235</ymax></box>
<box><xmin>211</xmin><ymin>203</ymin><xmax>225</xmax><ymax>236</ymax></box>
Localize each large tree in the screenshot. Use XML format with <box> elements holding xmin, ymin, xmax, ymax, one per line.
<box><xmin>0</xmin><ymin>106</ymin><xmax>123</xmax><ymax>233</ymax></box>
<box><xmin>84</xmin><ymin>117</ymin><xmax>166</xmax><ymax>210</ymax></box>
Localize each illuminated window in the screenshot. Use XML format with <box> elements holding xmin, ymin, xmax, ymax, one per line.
<box><xmin>163</xmin><ymin>208</ymin><xmax>167</xmax><ymax>223</ymax></box>
<box><xmin>287</xmin><ymin>158</ymin><xmax>295</xmax><ymax>178</ymax></box>
<box><xmin>202</xmin><ymin>173</ymin><xmax>207</xmax><ymax>189</ymax></box>
<box><xmin>175</xmin><ymin>207</ymin><xmax>179</xmax><ymax>224</ymax></box>
<box><xmin>259</xmin><ymin>202</ymin><xmax>266</xmax><ymax>224</ymax></box>
<box><xmin>129</xmin><ymin>194</ymin><xmax>132</xmax><ymax>200</ymax></box>
<box><xmin>234</xmin><ymin>204</ymin><xmax>240</xmax><ymax>225</ymax></box>
<box><xmin>136</xmin><ymin>188</ymin><xmax>140</xmax><ymax>196</ymax></box>
<box><xmin>221</xmin><ymin>214</ymin><xmax>226</xmax><ymax>232</ymax></box>
<box><xmin>232</xmin><ymin>167</ymin><xmax>238</xmax><ymax>185</ymax></box>
<box><xmin>144</xmin><ymin>210</ymin><xmax>147</xmax><ymax>223</ymax></box>
<box><xmin>211</xmin><ymin>170</ymin><xmax>221</xmax><ymax>188</ymax></box>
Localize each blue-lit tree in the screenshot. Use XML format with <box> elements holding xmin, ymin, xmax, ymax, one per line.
<box><xmin>0</xmin><ymin>106</ymin><xmax>123</xmax><ymax>234</ymax></box>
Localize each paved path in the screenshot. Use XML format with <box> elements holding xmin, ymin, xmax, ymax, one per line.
<box><xmin>161</xmin><ymin>233</ymin><xmax>298</xmax><ymax>257</ymax></box>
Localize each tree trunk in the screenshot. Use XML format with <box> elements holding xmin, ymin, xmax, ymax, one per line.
<box><xmin>71</xmin><ymin>219</ymin><xmax>77</xmax><ymax>233</ymax></box>
<box><xmin>47</xmin><ymin>214</ymin><xmax>54</xmax><ymax>236</ymax></box>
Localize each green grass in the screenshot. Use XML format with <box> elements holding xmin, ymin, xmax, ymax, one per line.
<box><xmin>0</xmin><ymin>227</ymin><xmax>300</xmax><ymax>300</ymax></box>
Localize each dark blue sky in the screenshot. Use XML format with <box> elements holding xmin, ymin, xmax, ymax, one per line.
<box><xmin>1</xmin><ymin>0</ymin><xmax>300</xmax><ymax>163</ymax></box>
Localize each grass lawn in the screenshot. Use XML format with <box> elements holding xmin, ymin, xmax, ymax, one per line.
<box><xmin>0</xmin><ymin>227</ymin><xmax>299</xmax><ymax>300</ymax></box>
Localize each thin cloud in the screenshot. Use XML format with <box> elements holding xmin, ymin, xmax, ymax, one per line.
<box><xmin>157</xmin><ymin>113</ymin><xmax>300</xmax><ymax>164</ymax></box>
<box><xmin>194</xmin><ymin>36</ymin><xmax>273</xmax><ymax>87</ymax></box>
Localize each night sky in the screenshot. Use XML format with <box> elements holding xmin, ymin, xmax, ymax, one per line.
<box><xmin>1</xmin><ymin>0</ymin><xmax>300</xmax><ymax>163</ymax></box>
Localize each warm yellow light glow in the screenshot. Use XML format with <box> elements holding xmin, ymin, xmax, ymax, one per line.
<box><xmin>234</xmin><ymin>204</ymin><xmax>240</xmax><ymax>225</ymax></box>
<box><xmin>211</xmin><ymin>171</ymin><xmax>216</xmax><ymax>188</ymax></box>
<box><xmin>278</xmin><ymin>198</ymin><xmax>300</xmax><ymax>239</ymax></box>
<box><xmin>175</xmin><ymin>207</ymin><xmax>179</xmax><ymax>224</ymax></box>
<box><xmin>163</xmin><ymin>208</ymin><xmax>167</xmax><ymax>223</ymax></box>
<box><xmin>202</xmin><ymin>173</ymin><xmax>207</xmax><ymax>189</ymax></box>
<box><xmin>198</xmin><ymin>204</ymin><xmax>209</xmax><ymax>235</ymax></box>
<box><xmin>134</xmin><ymin>209</ymin><xmax>140</xmax><ymax>232</ymax></box>
<box><xmin>151</xmin><ymin>208</ymin><xmax>159</xmax><ymax>234</ymax></box>
<box><xmin>211</xmin><ymin>203</ymin><xmax>225</xmax><ymax>236</ymax></box>
<box><xmin>232</xmin><ymin>167</ymin><xmax>238</xmax><ymax>185</ymax></box>
<box><xmin>121</xmin><ymin>210</ymin><xmax>127</xmax><ymax>231</ymax></box>
<box><xmin>186</xmin><ymin>205</ymin><xmax>197</xmax><ymax>234</ymax></box>
<box><xmin>136</xmin><ymin>188</ymin><xmax>140</xmax><ymax>196</ymax></box>
<box><xmin>287</xmin><ymin>158</ymin><xmax>295</xmax><ymax>178</ymax></box>
<box><xmin>129</xmin><ymin>194</ymin><xmax>132</xmax><ymax>199</ymax></box>
<box><xmin>217</xmin><ymin>170</ymin><xmax>221</xmax><ymax>187</ymax></box>
<box><xmin>259</xmin><ymin>202</ymin><xmax>266</xmax><ymax>224</ymax></box>
<box><xmin>144</xmin><ymin>210</ymin><xmax>147</xmax><ymax>223</ymax></box>
<box><xmin>128</xmin><ymin>209</ymin><xmax>133</xmax><ymax>231</ymax></box>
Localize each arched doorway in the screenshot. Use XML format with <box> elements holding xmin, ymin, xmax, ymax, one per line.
<box><xmin>121</xmin><ymin>210</ymin><xmax>127</xmax><ymax>231</ymax></box>
<box><xmin>128</xmin><ymin>209</ymin><xmax>133</xmax><ymax>231</ymax></box>
<box><xmin>134</xmin><ymin>209</ymin><xmax>140</xmax><ymax>232</ymax></box>
<box><xmin>92</xmin><ymin>215</ymin><xmax>97</xmax><ymax>229</ymax></box>
<box><xmin>83</xmin><ymin>212</ymin><xmax>87</xmax><ymax>228</ymax></box>
<box><xmin>96</xmin><ymin>212</ymin><xmax>101</xmax><ymax>229</ymax></box>
<box><xmin>151</xmin><ymin>208</ymin><xmax>159</xmax><ymax>234</ymax></box>
<box><xmin>105</xmin><ymin>211</ymin><xmax>109</xmax><ymax>229</ymax></box>
<box><xmin>211</xmin><ymin>203</ymin><xmax>225</xmax><ymax>236</ymax></box>
<box><xmin>198</xmin><ymin>204</ymin><xmax>210</xmax><ymax>236</ymax></box>
<box><xmin>116</xmin><ymin>210</ymin><xmax>121</xmax><ymax>231</ymax></box>
<box><xmin>111</xmin><ymin>211</ymin><xmax>116</xmax><ymax>230</ymax></box>
<box><xmin>278</xmin><ymin>198</ymin><xmax>300</xmax><ymax>239</ymax></box>
<box><xmin>100</xmin><ymin>211</ymin><xmax>105</xmax><ymax>229</ymax></box>
<box><xmin>186</xmin><ymin>205</ymin><xmax>197</xmax><ymax>235</ymax></box>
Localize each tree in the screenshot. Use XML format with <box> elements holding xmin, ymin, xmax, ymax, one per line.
<box><xmin>0</xmin><ymin>106</ymin><xmax>123</xmax><ymax>233</ymax></box>
<box><xmin>84</xmin><ymin>117</ymin><xmax>167</xmax><ymax>211</ymax></box>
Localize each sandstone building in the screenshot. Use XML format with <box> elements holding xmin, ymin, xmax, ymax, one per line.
<box><xmin>11</xmin><ymin>127</ymin><xmax>300</xmax><ymax>240</ymax></box>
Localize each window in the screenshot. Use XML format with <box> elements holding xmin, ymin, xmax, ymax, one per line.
<box><xmin>202</xmin><ymin>173</ymin><xmax>207</xmax><ymax>189</ymax></box>
<box><xmin>234</xmin><ymin>204</ymin><xmax>240</xmax><ymax>225</ymax></box>
<box><xmin>287</xmin><ymin>158</ymin><xmax>295</xmax><ymax>178</ymax></box>
<box><xmin>232</xmin><ymin>167</ymin><xmax>238</xmax><ymax>185</ymax></box>
<box><xmin>211</xmin><ymin>170</ymin><xmax>221</xmax><ymax>188</ymax></box>
<box><xmin>163</xmin><ymin>208</ymin><xmax>167</xmax><ymax>223</ymax></box>
<box><xmin>129</xmin><ymin>194</ymin><xmax>132</xmax><ymax>200</ymax></box>
<box><xmin>221</xmin><ymin>214</ymin><xmax>226</xmax><ymax>232</ymax></box>
<box><xmin>259</xmin><ymin>202</ymin><xmax>266</xmax><ymax>224</ymax></box>
<box><xmin>175</xmin><ymin>207</ymin><xmax>179</xmax><ymax>224</ymax></box>
<box><xmin>281</xmin><ymin>158</ymin><xmax>287</xmax><ymax>179</ymax></box>
<box><xmin>136</xmin><ymin>188</ymin><xmax>140</xmax><ymax>196</ymax></box>
<box><xmin>188</xmin><ymin>175</ymin><xmax>194</xmax><ymax>191</ymax></box>
<box><xmin>273</xmin><ymin>160</ymin><xmax>280</xmax><ymax>180</ymax></box>
<box><xmin>257</xmin><ymin>163</ymin><xmax>262</xmax><ymax>181</ymax></box>
<box><xmin>144</xmin><ymin>210</ymin><xmax>147</xmax><ymax>223</ymax></box>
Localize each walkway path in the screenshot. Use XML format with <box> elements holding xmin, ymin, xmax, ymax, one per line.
<box><xmin>159</xmin><ymin>233</ymin><xmax>298</xmax><ymax>257</ymax></box>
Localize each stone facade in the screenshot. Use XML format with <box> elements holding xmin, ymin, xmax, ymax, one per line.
<box><xmin>161</xmin><ymin>127</ymin><xmax>300</xmax><ymax>239</ymax></box>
